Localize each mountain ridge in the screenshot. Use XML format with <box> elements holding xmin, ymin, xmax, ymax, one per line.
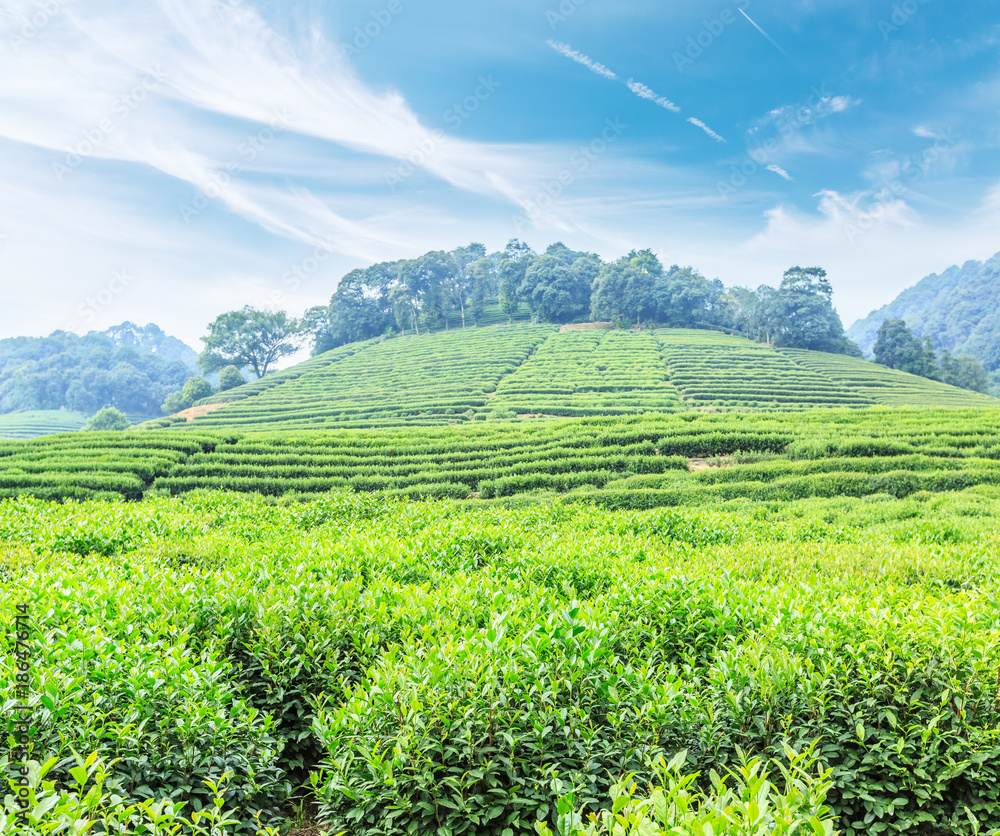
<box><xmin>847</xmin><ymin>251</ymin><xmax>1000</xmax><ymax>369</ymax></box>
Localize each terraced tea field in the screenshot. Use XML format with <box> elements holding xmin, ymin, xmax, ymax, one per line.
<box><xmin>489</xmin><ymin>330</ymin><xmax>683</xmax><ymax>416</ymax></box>
<box><xmin>140</xmin><ymin>326</ymin><xmax>995</xmax><ymax>433</ymax></box>
<box><xmin>0</xmin><ymin>410</ymin><xmax>86</xmax><ymax>439</ymax></box>
<box><xmin>657</xmin><ymin>330</ymin><xmax>877</xmax><ymax>410</ymax></box>
<box><xmin>6</xmin><ymin>327</ymin><xmax>1000</xmax><ymax>836</ymax></box>
<box><xmin>5</xmin><ymin>408</ymin><xmax>1000</xmax><ymax>505</ymax></box>
<box><xmin>780</xmin><ymin>347</ymin><xmax>999</xmax><ymax>407</ymax></box>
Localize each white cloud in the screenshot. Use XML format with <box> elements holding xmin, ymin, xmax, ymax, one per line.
<box><xmin>546</xmin><ymin>40</ymin><xmax>617</xmax><ymax>80</ymax></box>
<box><xmin>766</xmin><ymin>164</ymin><xmax>793</xmax><ymax>181</ymax></box>
<box><xmin>625</xmin><ymin>79</ymin><xmax>679</xmax><ymax>113</ymax></box>
<box><xmin>687</xmin><ymin>117</ymin><xmax>726</xmax><ymax>143</ymax></box>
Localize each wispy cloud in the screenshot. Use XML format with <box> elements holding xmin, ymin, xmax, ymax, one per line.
<box><xmin>625</xmin><ymin>78</ymin><xmax>679</xmax><ymax>113</ymax></box>
<box><xmin>767</xmin><ymin>164</ymin><xmax>793</xmax><ymax>181</ymax></box>
<box><xmin>546</xmin><ymin>40</ymin><xmax>617</xmax><ymax>80</ymax></box>
<box><xmin>549</xmin><ymin>41</ymin><xmax>725</xmax><ymax>145</ymax></box>
<box><xmin>767</xmin><ymin>94</ymin><xmax>859</xmax><ymax>128</ymax></box>
<box><xmin>687</xmin><ymin>117</ymin><xmax>726</xmax><ymax>143</ymax></box>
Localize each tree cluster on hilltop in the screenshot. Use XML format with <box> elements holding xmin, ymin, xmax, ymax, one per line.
<box><xmin>291</xmin><ymin>239</ymin><xmax>862</xmax><ymax>359</ymax></box>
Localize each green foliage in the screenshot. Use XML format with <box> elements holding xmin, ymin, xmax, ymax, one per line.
<box><xmin>182</xmin><ymin>376</ymin><xmax>214</xmax><ymax>404</ymax></box>
<box><xmin>216</xmin><ymin>365</ymin><xmax>246</xmax><ymax>392</ymax></box>
<box><xmin>7</xmin><ymin>489</ymin><xmax>1000</xmax><ymax>833</ymax></box>
<box><xmin>874</xmin><ymin>318</ymin><xmax>930</xmax><ymax>376</ymax></box>
<box><xmin>537</xmin><ymin>746</ymin><xmax>838</xmax><ymax>836</ymax></box>
<box><xmin>847</xmin><ymin>249</ymin><xmax>1000</xmax><ymax>371</ymax></box>
<box><xmin>0</xmin><ymin>324</ymin><xmax>195</xmax><ymax>418</ymax></box>
<box><xmin>84</xmin><ymin>406</ymin><xmax>131</xmax><ymax>431</ymax></box>
<box><xmin>198</xmin><ymin>306</ymin><xmax>302</xmax><ymax>379</ymax></box>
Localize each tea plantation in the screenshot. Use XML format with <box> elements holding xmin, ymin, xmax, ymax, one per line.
<box><xmin>4</xmin><ymin>485</ymin><xmax>1000</xmax><ymax>835</ymax></box>
<box><xmin>138</xmin><ymin>327</ymin><xmax>997</xmax><ymax>433</ymax></box>
<box><xmin>3</xmin><ymin>327</ymin><xmax>1000</xmax><ymax>835</ymax></box>
<box><xmin>0</xmin><ymin>411</ymin><xmax>86</xmax><ymax>440</ymax></box>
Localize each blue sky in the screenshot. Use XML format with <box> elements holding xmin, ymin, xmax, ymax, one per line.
<box><xmin>0</xmin><ymin>0</ymin><xmax>998</xmax><ymax>350</ymax></box>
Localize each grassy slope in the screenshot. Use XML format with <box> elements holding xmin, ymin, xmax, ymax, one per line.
<box><xmin>0</xmin><ymin>409</ymin><xmax>87</xmax><ymax>439</ymax></box>
<box><xmin>166</xmin><ymin>326</ymin><xmax>995</xmax><ymax>432</ymax></box>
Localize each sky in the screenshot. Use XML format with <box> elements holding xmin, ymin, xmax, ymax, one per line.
<box><xmin>0</xmin><ymin>0</ymin><xmax>998</xmax><ymax>351</ymax></box>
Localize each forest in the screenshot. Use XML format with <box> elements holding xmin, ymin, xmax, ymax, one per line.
<box><xmin>301</xmin><ymin>240</ymin><xmax>863</xmax><ymax>358</ymax></box>
<box><xmin>0</xmin><ymin>323</ymin><xmax>197</xmax><ymax>418</ymax></box>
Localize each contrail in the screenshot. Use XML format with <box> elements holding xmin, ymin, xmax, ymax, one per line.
<box><xmin>546</xmin><ymin>40</ymin><xmax>617</xmax><ymax>80</ymax></box>
<box><xmin>687</xmin><ymin>117</ymin><xmax>726</xmax><ymax>143</ymax></box>
<box><xmin>626</xmin><ymin>79</ymin><xmax>680</xmax><ymax>113</ymax></box>
<box><xmin>738</xmin><ymin>9</ymin><xmax>794</xmax><ymax>62</ymax></box>
<box><xmin>548</xmin><ymin>40</ymin><xmax>727</xmax><ymax>146</ymax></box>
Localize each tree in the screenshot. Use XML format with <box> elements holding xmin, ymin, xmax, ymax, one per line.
<box><xmin>519</xmin><ymin>255</ymin><xmax>591</xmax><ymax>323</ymax></box>
<box><xmin>652</xmin><ymin>264</ymin><xmax>721</xmax><ymax>327</ymax></box>
<box><xmin>198</xmin><ymin>307</ymin><xmax>302</xmax><ymax>379</ymax></box>
<box><xmin>497</xmin><ymin>259</ymin><xmax>522</xmax><ymax>325</ymax></box>
<box><xmin>949</xmin><ymin>354</ymin><xmax>989</xmax><ymax>393</ymax></box>
<box><xmin>469</xmin><ymin>257</ymin><xmax>493</xmax><ymax>325</ymax></box>
<box><xmin>770</xmin><ymin>267</ymin><xmax>855</xmax><ymax>354</ymax></box>
<box><xmin>182</xmin><ymin>376</ymin><xmax>213</xmax><ymax>404</ymax></box>
<box><xmin>874</xmin><ymin>319</ymin><xmax>926</xmax><ymax>375</ymax></box>
<box><xmin>217</xmin><ymin>365</ymin><xmax>246</xmax><ymax>391</ymax></box>
<box><xmin>84</xmin><ymin>406</ymin><xmax>130</xmax><ymax>431</ymax></box>
<box><xmin>448</xmin><ymin>243</ymin><xmax>486</xmax><ymax>329</ymax></box>
<box><xmin>591</xmin><ymin>251</ymin><xmax>660</xmax><ymax>325</ymax></box>
<box><xmin>161</xmin><ymin>390</ymin><xmax>188</xmax><ymax>415</ymax></box>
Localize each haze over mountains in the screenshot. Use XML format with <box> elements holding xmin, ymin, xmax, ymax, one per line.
<box><xmin>848</xmin><ymin>251</ymin><xmax>1000</xmax><ymax>372</ymax></box>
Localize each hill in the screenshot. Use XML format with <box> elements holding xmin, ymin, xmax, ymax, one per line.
<box><xmin>0</xmin><ymin>322</ymin><xmax>199</xmax><ymax>424</ymax></box>
<box><xmin>847</xmin><ymin>250</ymin><xmax>1000</xmax><ymax>368</ymax></box>
<box><xmin>143</xmin><ymin>326</ymin><xmax>995</xmax><ymax>433</ymax></box>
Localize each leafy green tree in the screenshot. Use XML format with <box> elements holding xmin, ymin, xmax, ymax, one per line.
<box><xmin>217</xmin><ymin>365</ymin><xmax>246</xmax><ymax>391</ymax></box>
<box><xmin>198</xmin><ymin>307</ymin><xmax>302</xmax><ymax>379</ymax></box>
<box><xmin>591</xmin><ymin>251</ymin><xmax>661</xmax><ymax>324</ymax></box>
<box><xmin>874</xmin><ymin>319</ymin><xmax>926</xmax><ymax>375</ymax></box>
<box><xmin>949</xmin><ymin>354</ymin><xmax>989</xmax><ymax>393</ymax></box>
<box><xmin>182</xmin><ymin>376</ymin><xmax>213</xmax><ymax>404</ymax></box>
<box><xmin>469</xmin><ymin>257</ymin><xmax>493</xmax><ymax>325</ymax></box>
<box><xmin>448</xmin><ymin>243</ymin><xmax>486</xmax><ymax>329</ymax></box>
<box><xmin>770</xmin><ymin>267</ymin><xmax>856</xmax><ymax>354</ymax></box>
<box><xmin>161</xmin><ymin>390</ymin><xmax>188</xmax><ymax>415</ymax></box>
<box><xmin>652</xmin><ymin>265</ymin><xmax>722</xmax><ymax>327</ymax></box>
<box><xmin>519</xmin><ymin>255</ymin><xmax>592</xmax><ymax>323</ymax></box>
<box><xmin>84</xmin><ymin>406</ymin><xmax>130</xmax><ymax>431</ymax></box>
<box><xmin>389</xmin><ymin>283</ymin><xmax>420</xmax><ymax>336</ymax></box>
<box><xmin>497</xmin><ymin>259</ymin><xmax>522</xmax><ymax>325</ymax></box>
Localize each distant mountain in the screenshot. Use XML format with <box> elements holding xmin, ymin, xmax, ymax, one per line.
<box><xmin>100</xmin><ymin>322</ymin><xmax>200</xmax><ymax>372</ymax></box>
<box><xmin>847</xmin><ymin>251</ymin><xmax>1000</xmax><ymax>369</ymax></box>
<box><xmin>0</xmin><ymin>323</ymin><xmax>201</xmax><ymax>418</ymax></box>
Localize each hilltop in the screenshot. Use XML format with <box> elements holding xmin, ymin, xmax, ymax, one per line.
<box><xmin>141</xmin><ymin>325</ymin><xmax>995</xmax><ymax>433</ymax></box>
<box><xmin>847</xmin><ymin>250</ymin><xmax>1000</xmax><ymax>370</ymax></box>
